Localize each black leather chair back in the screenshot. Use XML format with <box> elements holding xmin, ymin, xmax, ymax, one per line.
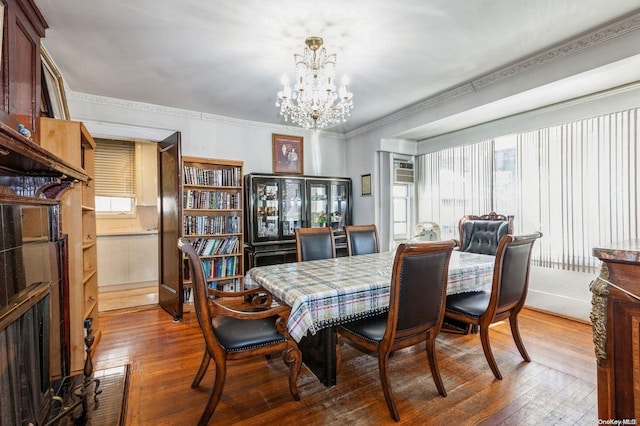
<box><xmin>460</xmin><ymin>220</ymin><xmax>510</xmax><ymax>255</ymax></box>
<box><xmin>295</xmin><ymin>228</ymin><xmax>336</xmax><ymax>261</ymax></box>
<box><xmin>496</xmin><ymin>236</ymin><xmax>537</xmax><ymax>311</ymax></box>
<box><xmin>345</xmin><ymin>224</ymin><xmax>380</xmax><ymax>256</ymax></box>
<box><xmin>395</xmin><ymin>248</ymin><xmax>451</xmax><ymax>331</ymax></box>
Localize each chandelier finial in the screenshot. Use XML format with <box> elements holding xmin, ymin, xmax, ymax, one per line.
<box><xmin>305</xmin><ymin>36</ymin><xmax>324</xmax><ymax>51</ymax></box>
<box><xmin>276</xmin><ymin>37</ymin><xmax>353</xmax><ymax>130</ymax></box>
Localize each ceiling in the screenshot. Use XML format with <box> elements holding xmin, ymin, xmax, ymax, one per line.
<box><xmin>34</xmin><ymin>1</ymin><xmax>640</xmax><ymax>139</ymax></box>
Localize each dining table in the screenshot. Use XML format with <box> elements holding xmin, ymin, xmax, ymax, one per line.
<box><xmin>246</xmin><ymin>249</ymin><xmax>496</xmax><ymax>387</ymax></box>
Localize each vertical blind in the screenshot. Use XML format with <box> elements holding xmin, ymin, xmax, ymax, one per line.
<box><xmin>416</xmin><ymin>107</ymin><xmax>639</xmax><ymax>273</ymax></box>
<box><xmin>416</xmin><ymin>140</ymin><xmax>493</xmax><ymax>239</ymax></box>
<box><xmin>94</xmin><ymin>139</ymin><xmax>136</xmax><ymax>198</ymax></box>
<box><xmin>515</xmin><ymin>108</ymin><xmax>639</xmax><ymax>272</ymax></box>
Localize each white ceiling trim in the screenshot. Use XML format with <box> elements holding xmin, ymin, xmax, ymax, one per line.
<box><xmin>345</xmin><ymin>11</ymin><xmax>640</xmax><ymax>140</ymax></box>
<box><xmin>68</xmin><ymin>90</ymin><xmax>346</xmax><ymax>140</ymax></box>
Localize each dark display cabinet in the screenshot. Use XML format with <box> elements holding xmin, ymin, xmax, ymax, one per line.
<box><xmin>244</xmin><ymin>173</ymin><xmax>352</xmax><ymax>268</ymax></box>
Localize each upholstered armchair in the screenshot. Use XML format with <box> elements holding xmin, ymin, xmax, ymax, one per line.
<box><xmin>458</xmin><ymin>212</ymin><xmax>514</xmax><ymax>255</ymax></box>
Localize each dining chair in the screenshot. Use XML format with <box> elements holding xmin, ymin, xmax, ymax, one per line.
<box><xmin>295</xmin><ymin>227</ymin><xmax>336</xmax><ymax>261</ymax></box>
<box><xmin>337</xmin><ymin>240</ymin><xmax>457</xmax><ymax>422</ymax></box>
<box><xmin>344</xmin><ymin>224</ymin><xmax>380</xmax><ymax>256</ymax></box>
<box><xmin>458</xmin><ymin>211</ymin><xmax>514</xmax><ymax>255</ymax></box>
<box><xmin>177</xmin><ymin>238</ymin><xmax>302</xmax><ymax>425</ymax></box>
<box><xmin>444</xmin><ymin>232</ymin><xmax>542</xmax><ymax>380</ymax></box>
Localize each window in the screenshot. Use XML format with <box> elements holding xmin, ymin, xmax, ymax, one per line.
<box><xmin>393</xmin><ymin>184</ymin><xmax>410</xmax><ymax>240</ymax></box>
<box><xmin>416</xmin><ymin>141</ymin><xmax>493</xmax><ymax>240</ymax></box>
<box><xmin>417</xmin><ymin>107</ymin><xmax>640</xmax><ymax>273</ymax></box>
<box><xmin>94</xmin><ymin>139</ymin><xmax>136</xmax><ymax>215</ymax></box>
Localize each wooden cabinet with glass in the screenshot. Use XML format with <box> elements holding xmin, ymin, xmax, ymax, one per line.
<box><xmin>181</xmin><ymin>157</ymin><xmax>244</xmax><ymax>305</ymax></box>
<box><xmin>244</xmin><ymin>173</ymin><xmax>352</xmax><ymax>268</ymax></box>
<box><xmin>39</xmin><ymin>117</ymin><xmax>99</xmax><ymax>374</ymax></box>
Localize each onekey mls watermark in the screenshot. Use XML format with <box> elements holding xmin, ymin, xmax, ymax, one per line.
<box><xmin>598</xmin><ymin>420</ymin><xmax>637</xmax><ymax>425</ymax></box>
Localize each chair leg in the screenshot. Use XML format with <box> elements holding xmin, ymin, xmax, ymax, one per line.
<box><xmin>510</xmin><ymin>314</ymin><xmax>531</xmax><ymax>362</ymax></box>
<box><xmin>192</xmin><ymin>349</ymin><xmax>211</xmax><ymax>388</ymax></box>
<box><xmin>198</xmin><ymin>359</ymin><xmax>226</xmax><ymax>426</ymax></box>
<box><xmin>378</xmin><ymin>353</ymin><xmax>400</xmax><ymax>422</ymax></box>
<box><xmin>479</xmin><ymin>325</ymin><xmax>502</xmax><ymax>380</ymax></box>
<box><xmin>282</xmin><ymin>347</ymin><xmax>302</xmax><ymax>401</ymax></box>
<box><xmin>425</xmin><ymin>334</ymin><xmax>447</xmax><ymax>397</ymax></box>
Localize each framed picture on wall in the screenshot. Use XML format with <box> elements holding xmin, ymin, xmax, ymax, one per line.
<box><xmin>40</xmin><ymin>47</ymin><xmax>70</xmax><ymax>120</ymax></box>
<box><xmin>272</xmin><ymin>133</ymin><xmax>303</xmax><ymax>174</ymax></box>
<box><xmin>361</xmin><ymin>173</ymin><xmax>372</xmax><ymax>196</ymax></box>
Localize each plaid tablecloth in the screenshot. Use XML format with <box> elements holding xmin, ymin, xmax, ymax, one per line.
<box><xmin>246</xmin><ymin>250</ymin><xmax>495</xmax><ymax>342</ymax></box>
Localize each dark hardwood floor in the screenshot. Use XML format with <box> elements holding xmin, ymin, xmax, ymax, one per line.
<box><xmin>94</xmin><ymin>306</ymin><xmax>597</xmax><ymax>425</ymax></box>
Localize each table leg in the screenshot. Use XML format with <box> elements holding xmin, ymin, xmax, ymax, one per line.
<box><xmin>298</xmin><ymin>326</ymin><xmax>337</xmax><ymax>387</ymax></box>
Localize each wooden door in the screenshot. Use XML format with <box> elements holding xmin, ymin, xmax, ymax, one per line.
<box><xmin>157</xmin><ymin>132</ymin><xmax>182</xmax><ymax>320</ymax></box>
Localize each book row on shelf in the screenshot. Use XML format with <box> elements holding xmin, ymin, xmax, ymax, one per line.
<box><xmin>180</xmin><ymin>258</ymin><xmax>239</xmax><ymax>283</ymax></box>
<box><xmin>183</xmin><ymin>215</ymin><xmax>241</xmax><ymax>235</ymax></box>
<box><xmin>202</xmin><ymin>257</ymin><xmax>239</xmax><ymax>279</ymax></box>
<box><xmin>188</xmin><ymin>236</ymin><xmax>240</xmax><ymax>256</ymax></box>
<box><xmin>183</xmin><ymin>257</ymin><xmax>240</xmax><ymax>281</ymax></box>
<box><xmin>183</xmin><ymin>189</ymin><xmax>241</xmax><ymax>210</ymax></box>
<box><xmin>183</xmin><ymin>165</ymin><xmax>242</xmax><ymax>187</ymax></box>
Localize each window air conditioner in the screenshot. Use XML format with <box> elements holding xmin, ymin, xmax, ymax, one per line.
<box><xmin>393</xmin><ymin>161</ymin><xmax>414</xmax><ymax>183</ymax></box>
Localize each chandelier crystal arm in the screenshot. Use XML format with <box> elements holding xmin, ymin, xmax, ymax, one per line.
<box><xmin>276</xmin><ymin>36</ymin><xmax>353</xmax><ymax>129</ymax></box>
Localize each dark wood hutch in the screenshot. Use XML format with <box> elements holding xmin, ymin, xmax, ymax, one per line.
<box><xmin>1</xmin><ymin>0</ymin><xmax>48</xmax><ymax>140</ymax></box>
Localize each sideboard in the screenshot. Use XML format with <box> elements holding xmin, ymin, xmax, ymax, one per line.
<box><xmin>591</xmin><ymin>240</ymin><xmax>640</xmax><ymax>421</ymax></box>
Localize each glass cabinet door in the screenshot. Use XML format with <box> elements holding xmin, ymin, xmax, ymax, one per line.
<box><xmin>281</xmin><ymin>179</ymin><xmax>304</xmax><ymax>238</ymax></box>
<box><xmin>330</xmin><ymin>181</ymin><xmax>349</xmax><ymax>231</ymax></box>
<box><xmin>255</xmin><ymin>180</ymin><xmax>280</xmax><ymax>241</ymax></box>
<box><xmin>308</xmin><ymin>182</ymin><xmax>329</xmax><ymax>228</ymax></box>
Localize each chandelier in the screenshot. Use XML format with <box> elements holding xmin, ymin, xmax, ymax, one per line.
<box><xmin>276</xmin><ymin>37</ymin><xmax>353</xmax><ymax>129</ymax></box>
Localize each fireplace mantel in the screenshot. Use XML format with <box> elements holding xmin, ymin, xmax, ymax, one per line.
<box><xmin>0</xmin><ymin>122</ymin><xmax>88</xmax><ymax>185</ymax></box>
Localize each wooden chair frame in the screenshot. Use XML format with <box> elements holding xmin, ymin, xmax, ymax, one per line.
<box><xmin>444</xmin><ymin>232</ymin><xmax>542</xmax><ymax>380</ymax></box>
<box><xmin>338</xmin><ymin>240</ymin><xmax>457</xmax><ymax>421</ymax></box>
<box><xmin>458</xmin><ymin>211</ymin><xmax>514</xmax><ymax>244</ymax></box>
<box><xmin>178</xmin><ymin>238</ymin><xmax>301</xmax><ymax>425</ymax></box>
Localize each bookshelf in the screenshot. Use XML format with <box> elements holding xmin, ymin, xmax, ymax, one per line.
<box><xmin>181</xmin><ymin>157</ymin><xmax>244</xmax><ymax>305</ymax></box>
<box><xmin>39</xmin><ymin>117</ymin><xmax>99</xmax><ymax>374</ymax></box>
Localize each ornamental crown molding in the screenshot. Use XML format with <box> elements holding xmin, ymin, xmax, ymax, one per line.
<box><xmin>67</xmin><ymin>91</ymin><xmax>202</xmax><ymax>119</ymax></box>
<box><xmin>68</xmin><ymin>91</ymin><xmax>345</xmax><ymax>140</ymax></box>
<box><xmin>346</xmin><ymin>11</ymin><xmax>640</xmax><ymax>140</ymax></box>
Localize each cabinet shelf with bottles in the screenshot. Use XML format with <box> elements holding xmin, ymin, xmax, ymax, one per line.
<box><xmin>181</xmin><ymin>157</ymin><xmax>244</xmax><ymax>301</ymax></box>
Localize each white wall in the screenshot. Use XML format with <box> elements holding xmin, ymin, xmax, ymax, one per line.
<box><xmin>66</xmin><ymin>24</ymin><xmax>640</xmax><ymax>320</ymax></box>
<box><xmin>68</xmin><ymin>90</ymin><xmax>601</xmax><ymax>321</ymax></box>
<box><xmin>97</xmin><ymin>233</ymin><xmax>158</xmax><ymax>288</ymax></box>
<box><xmin>68</xmin><ymin>93</ymin><xmax>348</xmax><ymax>177</ymax></box>
<box><xmin>69</xmin><ymin>94</ymin><xmax>351</xmax><ymax>290</ymax></box>
<box><xmin>340</xmin><ymin>28</ymin><xmax>640</xmax><ymax>324</ymax></box>
<box><xmin>527</xmin><ymin>267</ymin><xmax>593</xmax><ymax>322</ymax></box>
